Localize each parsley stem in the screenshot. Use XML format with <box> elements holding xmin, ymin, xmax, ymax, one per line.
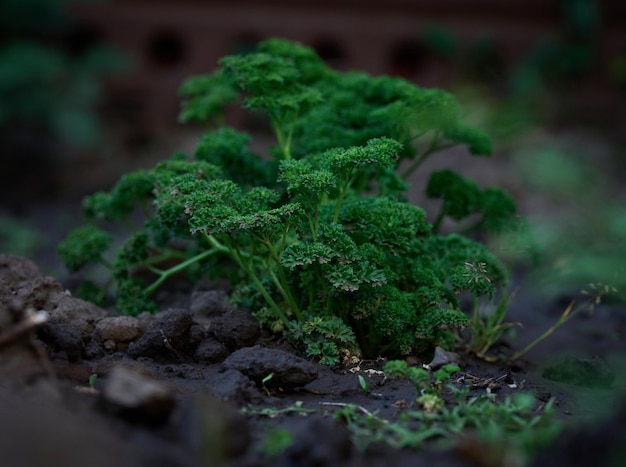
<box><xmin>271</xmin><ymin>116</ymin><xmax>291</xmax><ymax>160</ymax></box>
<box><xmin>432</xmin><ymin>204</ymin><xmax>446</xmax><ymax>234</ymax></box>
<box><xmin>143</xmin><ymin>247</ymin><xmax>221</xmax><ymax>296</ymax></box>
<box><xmin>263</xmin><ymin>238</ymin><xmax>303</xmax><ymax>321</ymax></box>
<box><xmin>246</xmin><ymin>265</ymin><xmax>292</xmax><ymax>329</ymax></box>
<box><xmin>401</xmin><ymin>133</ymin><xmax>455</xmax><ymax>180</ymax></box>
<box><xmin>333</xmin><ymin>172</ymin><xmax>359</xmax><ymax>223</ymax></box>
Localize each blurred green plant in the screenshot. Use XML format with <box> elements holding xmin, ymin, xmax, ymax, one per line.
<box><xmin>0</xmin><ymin>215</ymin><xmax>42</xmax><ymax>256</ymax></box>
<box><xmin>507</xmin><ymin>145</ymin><xmax>626</xmax><ymax>300</ymax></box>
<box><xmin>260</xmin><ymin>427</ymin><xmax>293</xmax><ymax>458</ymax></box>
<box><xmin>421</xmin><ymin>0</ymin><xmax>603</xmax><ymax>142</ymax></box>
<box><xmin>0</xmin><ymin>0</ymin><xmax>129</xmax><ymax>147</ymax></box>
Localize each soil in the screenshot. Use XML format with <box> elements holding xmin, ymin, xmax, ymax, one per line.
<box><xmin>1</xmin><ymin>252</ymin><xmax>625</xmax><ymax>467</ymax></box>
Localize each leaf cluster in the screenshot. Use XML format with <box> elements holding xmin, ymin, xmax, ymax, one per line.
<box><xmin>426</xmin><ymin>169</ymin><xmax>517</xmax><ymax>233</ymax></box>
<box><xmin>0</xmin><ymin>1</ymin><xmax>128</xmax><ymax>147</ymax></box>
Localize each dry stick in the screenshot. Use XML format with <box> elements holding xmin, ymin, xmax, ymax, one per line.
<box><xmin>509</xmin><ymin>300</ymin><xmax>575</xmax><ymax>362</ymax></box>
<box><xmin>160</xmin><ymin>329</ymin><xmax>184</xmax><ymax>362</ymax></box>
<box><xmin>319</xmin><ymin>402</ymin><xmax>388</xmax><ymax>423</ymax></box>
<box><xmin>0</xmin><ymin>308</ymin><xmax>48</xmax><ymax>348</ymax></box>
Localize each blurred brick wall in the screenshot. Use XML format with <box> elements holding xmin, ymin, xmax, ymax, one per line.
<box><xmin>71</xmin><ymin>0</ymin><xmax>626</xmax><ymax>139</ymax></box>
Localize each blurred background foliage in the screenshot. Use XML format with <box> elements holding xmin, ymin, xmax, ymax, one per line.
<box><xmin>0</xmin><ymin>0</ymin><xmax>131</xmax><ymax>267</ymax></box>
<box><xmin>421</xmin><ymin>0</ymin><xmax>606</xmax><ymax>142</ymax></box>
<box><xmin>0</xmin><ymin>0</ymin><xmax>623</xmax><ymax>302</ymax></box>
<box><xmin>0</xmin><ymin>0</ymin><xmax>129</xmax><ymax>147</ymax></box>
<box><xmin>419</xmin><ymin>0</ymin><xmax>625</xmax><ymax>302</ymax></box>
<box><xmin>499</xmin><ymin>143</ymin><xmax>626</xmax><ymax>302</ymax></box>
<box><xmin>0</xmin><ymin>0</ymin><xmax>130</xmax><ymax>208</ymax></box>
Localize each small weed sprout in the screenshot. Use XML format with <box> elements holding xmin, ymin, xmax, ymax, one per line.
<box><xmin>462</xmin><ymin>279</ymin><xmax>521</xmax><ymax>360</ymax></box>
<box><xmin>510</xmin><ymin>282</ymin><xmax>617</xmax><ymax>361</ymax></box>
<box><xmin>88</xmin><ymin>373</ymin><xmax>98</xmax><ymax>389</ymax></box>
<box><xmin>357</xmin><ymin>374</ymin><xmax>369</xmax><ymax>395</ymax></box>
<box><xmin>384</xmin><ymin>359</ymin><xmax>459</xmax><ymax>398</ymax></box>
<box><xmin>333</xmin><ymin>364</ymin><xmax>560</xmax><ymax>457</ymax></box>
<box><xmin>261</xmin><ymin>372</ymin><xmax>274</xmax><ymax>396</ymax></box>
<box><xmin>261</xmin><ymin>427</ymin><xmax>293</xmax><ymax>458</ymax></box>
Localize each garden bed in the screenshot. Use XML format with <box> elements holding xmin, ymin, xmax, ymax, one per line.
<box><xmin>1</xmin><ymin>253</ymin><xmax>624</xmax><ymax>467</ymax></box>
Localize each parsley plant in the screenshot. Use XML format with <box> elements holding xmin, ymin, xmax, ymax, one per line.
<box><xmin>58</xmin><ymin>38</ymin><xmax>517</xmax><ymax>363</ymax></box>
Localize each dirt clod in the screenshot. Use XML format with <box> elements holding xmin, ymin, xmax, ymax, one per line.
<box><xmin>223</xmin><ymin>344</ymin><xmax>318</xmax><ymax>389</ymax></box>
<box><xmin>126</xmin><ymin>308</ymin><xmax>193</xmax><ymax>362</ymax></box>
<box><xmin>209</xmin><ymin>309</ymin><xmax>260</xmax><ymax>350</ymax></box>
<box><xmin>101</xmin><ymin>364</ymin><xmax>176</xmax><ymax>424</ymax></box>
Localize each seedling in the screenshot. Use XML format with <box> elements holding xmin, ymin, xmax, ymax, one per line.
<box><xmin>88</xmin><ymin>373</ymin><xmax>98</xmax><ymax>389</ymax></box>
<box><xmin>260</xmin><ymin>427</ymin><xmax>293</xmax><ymax>458</ymax></box>
<box><xmin>261</xmin><ymin>372</ymin><xmax>274</xmax><ymax>396</ymax></box>
<box><xmin>357</xmin><ymin>374</ymin><xmax>369</xmax><ymax>395</ymax></box>
<box><xmin>462</xmin><ymin>277</ymin><xmax>520</xmax><ymax>360</ymax></box>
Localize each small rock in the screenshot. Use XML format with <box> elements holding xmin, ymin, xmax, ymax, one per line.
<box><xmin>195</xmin><ymin>336</ymin><xmax>230</xmax><ymax>363</ymax></box>
<box><xmin>190</xmin><ymin>290</ymin><xmax>233</xmax><ymax>320</ymax></box>
<box><xmin>223</xmin><ymin>345</ymin><xmax>318</xmax><ymax>390</ymax></box>
<box><xmin>190</xmin><ymin>394</ymin><xmax>253</xmax><ymax>462</ymax></box>
<box><xmin>39</xmin><ymin>319</ymin><xmax>84</xmax><ymax>361</ymax></box>
<box><xmin>126</xmin><ymin>308</ymin><xmax>192</xmax><ymax>362</ymax></box>
<box><xmin>427</xmin><ymin>346</ymin><xmax>461</xmax><ymax>370</ymax></box>
<box><xmin>283</xmin><ymin>417</ymin><xmax>353</xmax><ymax>466</ymax></box>
<box><xmin>208</xmin><ymin>309</ymin><xmax>260</xmax><ymax>350</ymax></box>
<box><xmin>203</xmin><ymin>367</ymin><xmax>264</xmax><ymax>403</ymax></box>
<box><xmin>100</xmin><ymin>365</ymin><xmax>175</xmax><ymax>424</ymax></box>
<box><xmin>84</xmin><ymin>335</ymin><xmax>105</xmax><ymax>360</ymax></box>
<box><xmin>96</xmin><ymin>316</ymin><xmax>142</xmax><ymax>350</ymax></box>
<box><xmin>43</xmin><ymin>288</ymin><xmax>107</xmax><ymax>334</ymax></box>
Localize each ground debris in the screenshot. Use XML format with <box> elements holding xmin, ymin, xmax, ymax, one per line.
<box><xmin>100</xmin><ymin>364</ymin><xmax>176</xmax><ymax>424</ymax></box>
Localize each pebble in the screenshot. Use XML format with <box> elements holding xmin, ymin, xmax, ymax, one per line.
<box><xmin>100</xmin><ymin>365</ymin><xmax>176</xmax><ymax>424</ymax></box>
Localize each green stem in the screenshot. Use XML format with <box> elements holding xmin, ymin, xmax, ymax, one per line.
<box><xmin>263</xmin><ymin>239</ymin><xmax>303</xmax><ymax>321</ymax></box>
<box><xmin>271</xmin><ymin>115</ymin><xmax>291</xmax><ymax>160</ymax></box>
<box><xmin>509</xmin><ymin>300</ymin><xmax>576</xmax><ymax>361</ymax></box>
<box><xmin>203</xmin><ymin>233</ymin><xmax>231</xmax><ymax>255</ymax></box>
<box><xmin>144</xmin><ymin>247</ymin><xmax>221</xmax><ymax>296</ymax></box>
<box><xmin>141</xmin><ymin>249</ymin><xmax>189</xmax><ymax>267</ymax></box>
<box><xmin>221</xmin><ymin>233</ymin><xmax>294</xmax><ymax>328</ymax></box>
<box><xmin>401</xmin><ymin>134</ymin><xmax>456</xmax><ymax>180</ymax></box>
<box><xmin>431</xmin><ymin>204</ymin><xmax>447</xmax><ymax>234</ymax></box>
<box><xmin>332</xmin><ymin>172</ymin><xmax>358</xmax><ymax>223</ymax></box>
<box><xmin>307</xmin><ymin>213</ymin><xmax>318</xmax><ymax>240</ymax></box>
<box><xmin>242</xmin><ymin>257</ymin><xmax>292</xmax><ymax>329</ymax></box>
<box><xmin>284</xmin><ymin>111</ymin><xmax>298</xmax><ymax>159</ymax></box>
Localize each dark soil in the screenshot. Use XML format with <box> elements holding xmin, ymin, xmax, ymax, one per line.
<box><xmin>1</xmin><ymin>253</ymin><xmax>625</xmax><ymax>467</ymax></box>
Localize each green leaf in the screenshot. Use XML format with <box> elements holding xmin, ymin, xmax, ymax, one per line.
<box><xmin>178</xmin><ymin>70</ymin><xmax>238</xmax><ymax>124</ymax></box>
<box><xmin>57</xmin><ymin>225</ymin><xmax>112</xmax><ymax>272</ymax></box>
<box><xmin>426</xmin><ymin>169</ymin><xmax>482</xmax><ymax>221</ymax></box>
